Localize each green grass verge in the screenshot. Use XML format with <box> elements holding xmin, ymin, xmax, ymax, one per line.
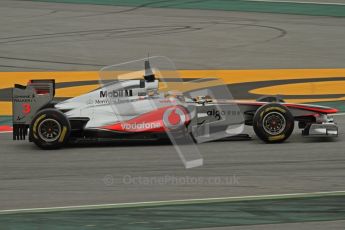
<box><xmin>315</xmin><ymin>101</ymin><xmax>345</xmax><ymax>113</ymax></box>
<box><xmin>1</xmin><ymin>194</ymin><xmax>345</xmax><ymax>229</ymax></box>
<box><xmin>28</xmin><ymin>0</ymin><xmax>345</xmax><ymax>17</ymax></box>
<box><xmin>0</xmin><ymin>116</ymin><xmax>12</xmax><ymax>126</ymax></box>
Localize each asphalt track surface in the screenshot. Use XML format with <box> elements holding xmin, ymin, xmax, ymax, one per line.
<box><xmin>1</xmin><ymin>0</ymin><xmax>345</xmax><ymax>71</ymax></box>
<box><xmin>1</xmin><ymin>115</ymin><xmax>345</xmax><ymax>208</ymax></box>
<box><xmin>1</xmin><ymin>1</ymin><xmax>345</xmax><ymax>229</ymax></box>
<box><xmin>1</xmin><ymin>116</ymin><xmax>345</xmax><ymax>228</ymax></box>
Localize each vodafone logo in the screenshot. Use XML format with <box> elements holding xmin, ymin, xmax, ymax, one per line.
<box><xmin>163</xmin><ymin>107</ymin><xmax>186</xmax><ymax>129</ymax></box>
<box><xmin>121</xmin><ymin>122</ymin><xmax>160</xmax><ymax>130</ymax></box>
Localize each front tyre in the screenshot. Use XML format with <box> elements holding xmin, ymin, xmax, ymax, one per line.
<box><xmin>253</xmin><ymin>103</ymin><xmax>294</xmax><ymax>143</ymax></box>
<box><xmin>30</xmin><ymin>109</ymin><xmax>71</xmax><ymax>149</ymax></box>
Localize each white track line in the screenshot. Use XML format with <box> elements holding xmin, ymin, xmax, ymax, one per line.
<box><xmin>333</xmin><ymin>113</ymin><xmax>345</xmax><ymax>116</ymax></box>
<box><xmin>1</xmin><ymin>190</ymin><xmax>345</xmax><ymax>215</ymax></box>
<box><xmin>244</xmin><ymin>0</ymin><xmax>345</xmax><ymax>5</ymax></box>
<box><xmin>0</xmin><ymin>131</ymin><xmax>12</xmax><ymax>134</ymax></box>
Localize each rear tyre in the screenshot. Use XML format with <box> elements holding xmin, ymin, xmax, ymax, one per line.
<box><xmin>30</xmin><ymin>109</ymin><xmax>71</xmax><ymax>149</ymax></box>
<box><xmin>253</xmin><ymin>103</ymin><xmax>294</xmax><ymax>143</ymax></box>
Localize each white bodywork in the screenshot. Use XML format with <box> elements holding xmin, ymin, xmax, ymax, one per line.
<box><xmin>55</xmin><ymin>80</ymin><xmax>184</xmax><ymax>129</ymax></box>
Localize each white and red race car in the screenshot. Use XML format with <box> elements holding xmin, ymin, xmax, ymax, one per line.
<box><xmin>12</xmin><ymin>60</ymin><xmax>338</xmax><ymax>149</ymax></box>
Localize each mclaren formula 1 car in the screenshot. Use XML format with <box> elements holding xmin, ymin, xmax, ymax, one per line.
<box><xmin>12</xmin><ymin>60</ymin><xmax>339</xmax><ymax>149</ymax></box>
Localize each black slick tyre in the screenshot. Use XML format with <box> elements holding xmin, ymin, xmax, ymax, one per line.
<box><xmin>30</xmin><ymin>109</ymin><xmax>71</xmax><ymax>149</ymax></box>
<box><xmin>253</xmin><ymin>103</ymin><xmax>294</xmax><ymax>143</ymax></box>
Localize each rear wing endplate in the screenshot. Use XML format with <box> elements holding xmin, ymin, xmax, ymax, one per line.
<box><xmin>12</xmin><ymin>79</ymin><xmax>55</xmax><ymax>140</ymax></box>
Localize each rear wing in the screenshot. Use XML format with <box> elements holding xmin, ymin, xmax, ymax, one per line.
<box><xmin>12</xmin><ymin>79</ymin><xmax>55</xmax><ymax>140</ymax></box>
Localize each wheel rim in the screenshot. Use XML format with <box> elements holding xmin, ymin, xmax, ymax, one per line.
<box><xmin>262</xmin><ymin>112</ymin><xmax>286</xmax><ymax>136</ymax></box>
<box><xmin>38</xmin><ymin>118</ymin><xmax>61</xmax><ymax>142</ymax></box>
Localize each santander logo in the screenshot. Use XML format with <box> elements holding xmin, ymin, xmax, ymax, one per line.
<box><xmin>163</xmin><ymin>107</ymin><xmax>186</xmax><ymax>129</ymax></box>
